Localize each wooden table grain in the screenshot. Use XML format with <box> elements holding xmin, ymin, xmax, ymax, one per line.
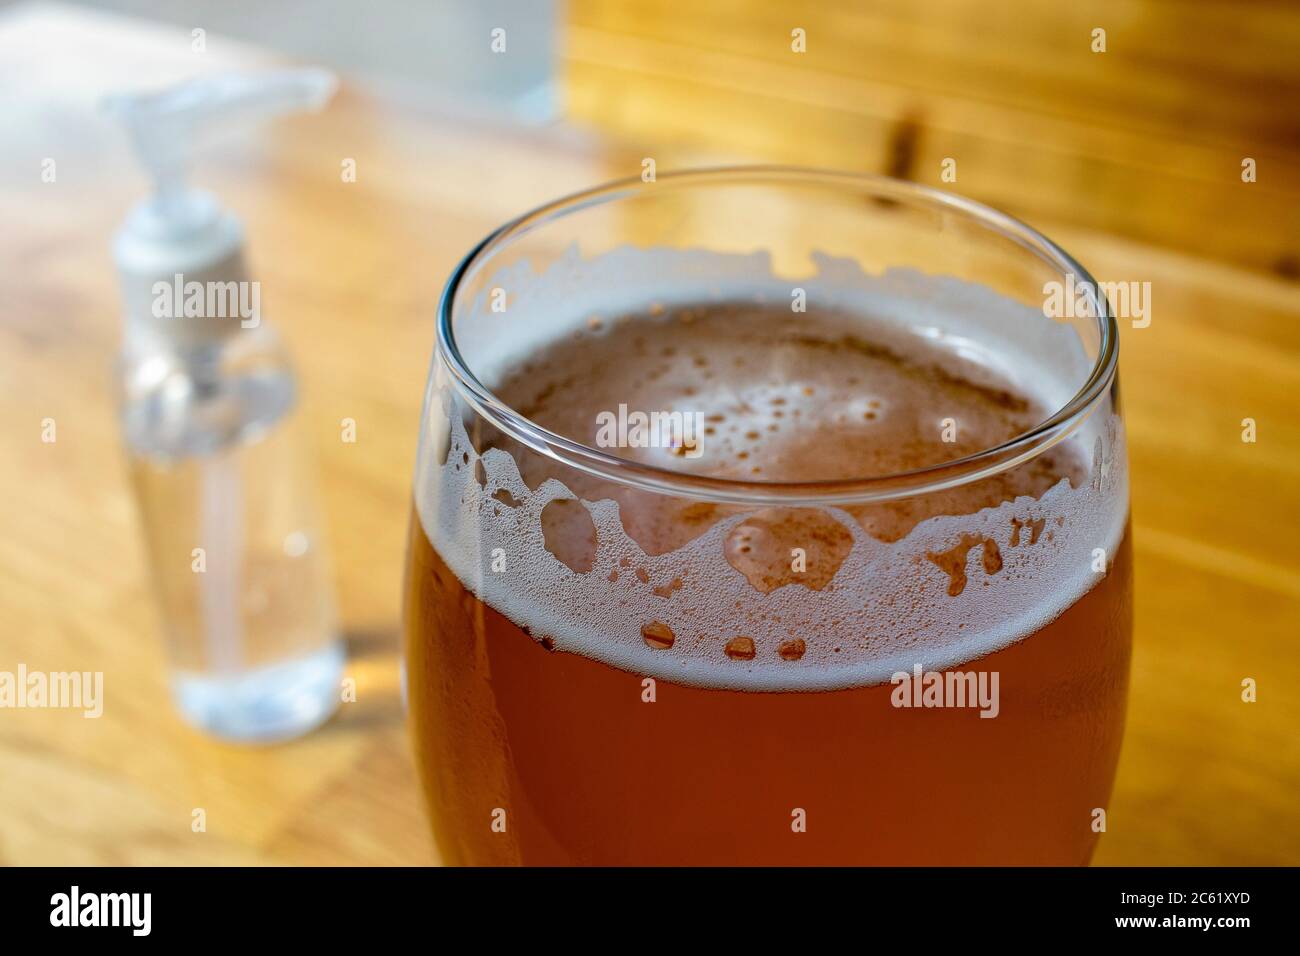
<box><xmin>0</xmin><ymin>5</ymin><xmax>1295</xmax><ymax>866</ymax></box>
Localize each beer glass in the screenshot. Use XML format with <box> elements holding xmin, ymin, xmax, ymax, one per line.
<box><xmin>403</xmin><ymin>167</ymin><xmax>1131</xmax><ymax>865</ymax></box>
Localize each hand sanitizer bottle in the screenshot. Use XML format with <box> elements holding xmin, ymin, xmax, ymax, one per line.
<box><xmin>108</xmin><ymin>70</ymin><xmax>344</xmax><ymax>743</ymax></box>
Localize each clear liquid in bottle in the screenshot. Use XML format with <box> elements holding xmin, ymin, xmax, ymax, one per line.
<box><xmin>122</xmin><ymin>331</ymin><xmax>343</xmax><ymax>743</ymax></box>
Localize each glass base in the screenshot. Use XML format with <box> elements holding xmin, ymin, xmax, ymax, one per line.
<box><xmin>171</xmin><ymin>642</ymin><xmax>345</xmax><ymax>744</ymax></box>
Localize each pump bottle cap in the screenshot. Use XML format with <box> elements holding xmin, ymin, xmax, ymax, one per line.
<box><xmin>107</xmin><ymin>69</ymin><xmax>337</xmax><ymax>348</ymax></box>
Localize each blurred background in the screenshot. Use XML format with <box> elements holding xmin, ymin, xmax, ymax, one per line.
<box><xmin>1</xmin><ymin>0</ymin><xmax>1296</xmax><ymax>865</ymax></box>
<box><xmin>62</xmin><ymin>0</ymin><xmax>1300</xmax><ymax>272</ymax></box>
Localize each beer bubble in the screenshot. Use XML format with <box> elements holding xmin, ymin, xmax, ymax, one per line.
<box><xmin>725</xmin><ymin>636</ymin><xmax>756</xmax><ymax>660</ymax></box>
<box><xmin>652</xmin><ymin>577</ymin><xmax>684</xmax><ymax>598</ymax></box>
<box><xmin>983</xmin><ymin>539</ymin><xmax>1003</xmax><ymax>574</ymax></box>
<box><xmin>1010</xmin><ymin>516</ymin><xmax>1046</xmax><ymax>547</ymax></box>
<box><xmin>724</xmin><ymin>508</ymin><xmax>853</xmax><ymax>593</ymax></box>
<box><xmin>926</xmin><ymin>533</ymin><xmax>1003</xmax><ymax>597</ymax></box>
<box><xmin>778</xmin><ymin>639</ymin><xmax>807</xmax><ymax>661</ymax></box>
<box><xmin>540</xmin><ymin>499</ymin><xmax>597</xmax><ymax>574</ymax></box>
<box><xmin>641</xmin><ymin>621</ymin><xmax>675</xmax><ymax>649</ymax></box>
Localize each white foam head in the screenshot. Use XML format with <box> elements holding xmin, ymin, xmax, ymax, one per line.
<box><xmin>416</xmin><ymin>246</ymin><xmax>1128</xmax><ymax>690</ymax></box>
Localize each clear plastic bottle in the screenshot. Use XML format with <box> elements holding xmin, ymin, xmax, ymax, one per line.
<box><xmin>109</xmin><ymin>70</ymin><xmax>343</xmax><ymax>742</ymax></box>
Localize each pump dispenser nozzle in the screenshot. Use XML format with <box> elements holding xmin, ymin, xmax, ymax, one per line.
<box><xmin>106</xmin><ymin>69</ymin><xmax>336</xmax><ymax>235</ymax></box>
<box><xmin>108</xmin><ymin>70</ymin><xmax>337</xmax><ymax>347</ymax></box>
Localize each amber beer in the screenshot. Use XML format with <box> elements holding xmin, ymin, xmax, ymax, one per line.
<box><xmin>403</xmin><ymin>301</ymin><xmax>1132</xmax><ymax>866</ymax></box>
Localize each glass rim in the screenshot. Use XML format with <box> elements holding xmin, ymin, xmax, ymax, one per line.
<box><xmin>435</xmin><ymin>165</ymin><xmax>1119</xmax><ymax>506</ymax></box>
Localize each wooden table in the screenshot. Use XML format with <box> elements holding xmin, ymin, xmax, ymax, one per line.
<box><xmin>1</xmin><ymin>5</ymin><xmax>1295</xmax><ymax>866</ymax></box>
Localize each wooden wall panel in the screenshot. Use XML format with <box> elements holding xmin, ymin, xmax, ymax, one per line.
<box><xmin>562</xmin><ymin>0</ymin><xmax>1300</xmax><ymax>276</ymax></box>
